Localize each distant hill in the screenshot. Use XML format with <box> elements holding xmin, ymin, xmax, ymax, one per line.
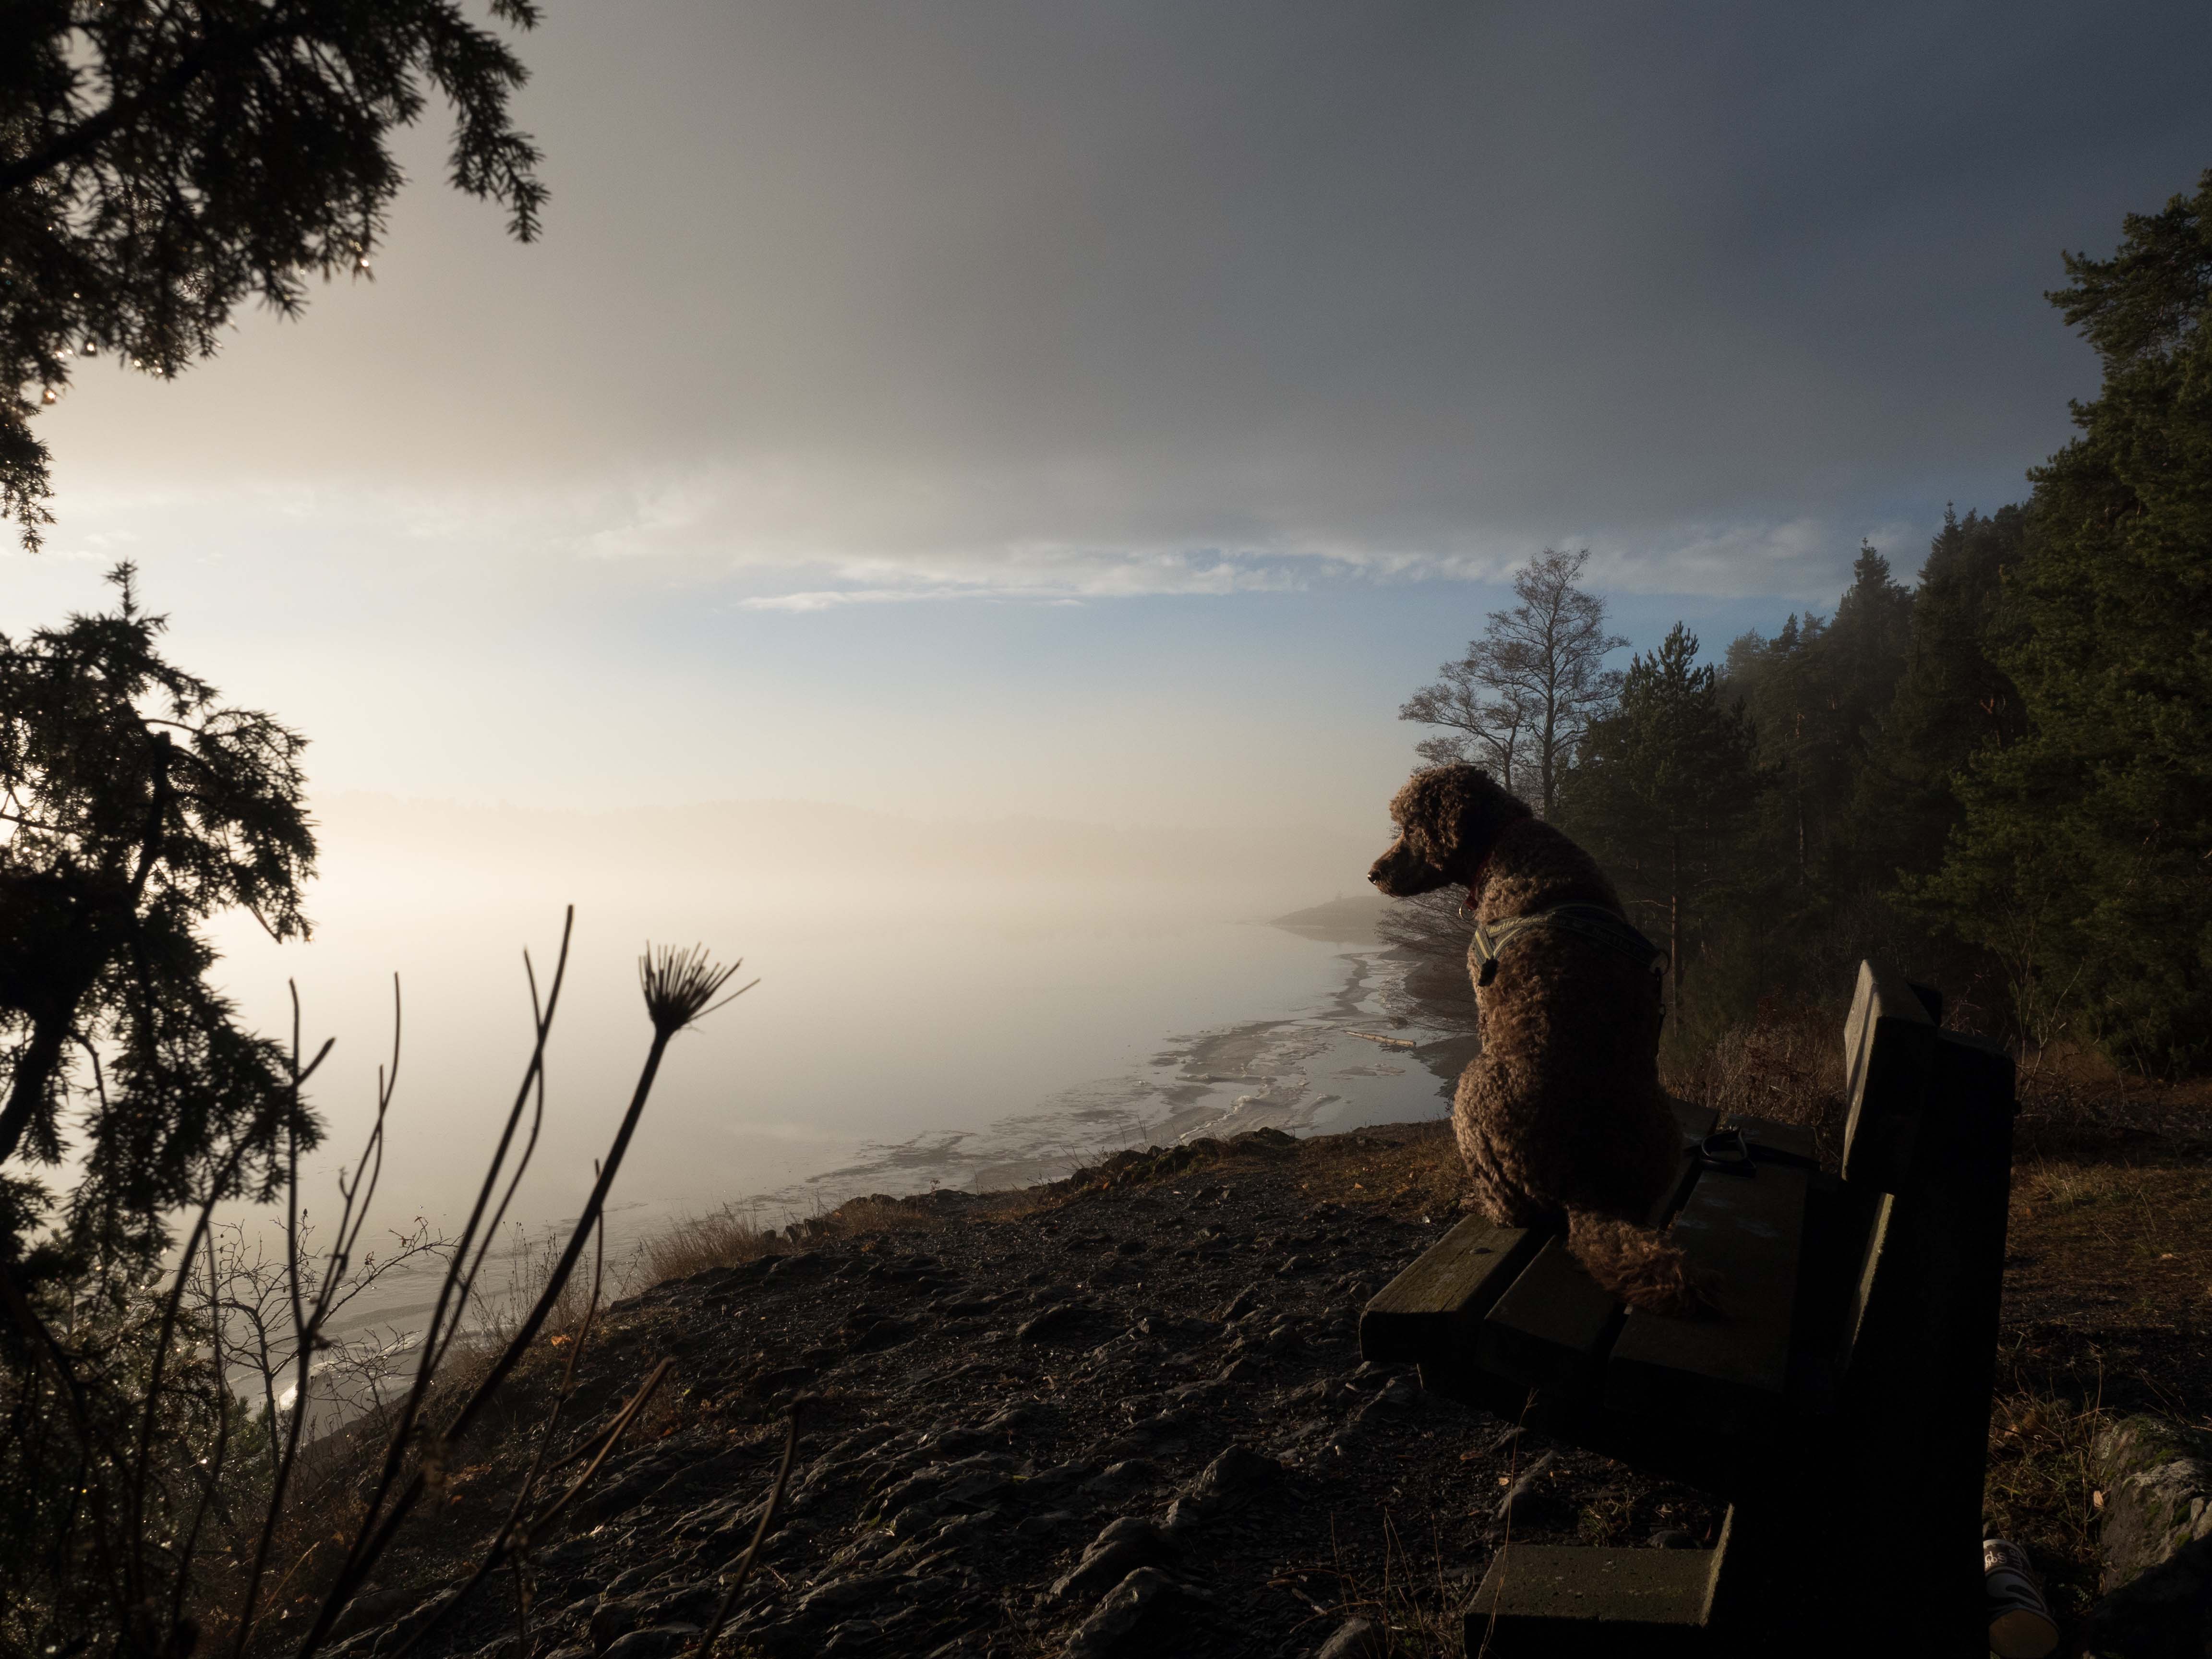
<box><xmin>1269</xmin><ymin>891</ymin><xmax>1386</xmax><ymax>945</ymax></box>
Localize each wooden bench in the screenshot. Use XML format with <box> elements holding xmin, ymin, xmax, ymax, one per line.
<box><xmin>1359</xmin><ymin>960</ymin><xmax>2017</xmax><ymax>1656</ymax></box>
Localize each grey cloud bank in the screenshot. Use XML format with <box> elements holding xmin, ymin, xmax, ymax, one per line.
<box><xmin>36</xmin><ymin>0</ymin><xmax>2212</xmax><ymax>604</ymax></box>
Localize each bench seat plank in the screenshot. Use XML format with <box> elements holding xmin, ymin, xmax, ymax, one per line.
<box><xmin>1465</xmin><ymin>1535</ymin><xmax>1725</xmax><ymax>1657</ymax></box>
<box><xmin>1359</xmin><ymin>1214</ymin><xmax>1539</xmax><ymax>1366</ymax></box>
<box><xmin>1472</xmin><ymin>1105</ymin><xmax>1720</xmax><ymax>1396</ymax></box>
<box><xmin>1604</xmin><ymin>1149</ymin><xmax>1810</xmax><ymax>1428</ymax></box>
<box><xmin>1478</xmin><ymin>1238</ymin><xmax>1620</xmax><ymax>1394</ymax></box>
<box><xmin>1730</xmin><ymin>1112</ymin><xmax>1817</xmax><ymax>1168</ymax></box>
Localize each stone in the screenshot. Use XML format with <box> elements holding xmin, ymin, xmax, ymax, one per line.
<box><xmin>329</xmin><ymin>1587</ymin><xmax>421</xmax><ymax>1642</ymax></box>
<box><xmin>601</xmin><ymin>1627</ymin><xmax>700</xmax><ymax>1659</ymax></box>
<box><xmin>1214</xmin><ymin>1286</ymin><xmax>1259</xmax><ymax>1322</ymax></box>
<box><xmin>1082</xmin><ymin>1459</ymin><xmax>1164</xmax><ymax>1500</ymax></box>
<box><xmin>1050</xmin><ymin>1518</ymin><xmax>1169</xmax><ymax>1605</ymax></box>
<box><xmin>1494</xmin><ymin>1450</ymin><xmax>1558</xmax><ymax>1521</ymax></box>
<box><xmin>1021</xmin><ymin>1460</ymin><xmax>1101</xmax><ymax>1502</ymax></box>
<box><xmin>1019</xmin><ymin>1303</ymin><xmax>1091</xmax><ymax>1343</ymax></box>
<box><xmin>817</xmin><ymin>1618</ymin><xmax>884</xmax><ymax>1653</ymax></box>
<box><xmin>1178</xmin><ymin>1445</ymin><xmax>1283</xmax><ymax>1518</ymax></box>
<box><xmin>1014</xmin><ymin>1509</ymin><xmax>1082</xmax><ymax>1543</ymax></box>
<box><xmin>981</xmin><ymin>1401</ymin><xmax>1061</xmax><ymax>1437</ymax></box>
<box><xmin>1316</xmin><ymin>1616</ymin><xmax>1385</xmax><ymax>1659</ymax></box>
<box><xmin>644</xmin><ymin>1582</ymin><xmax>726</xmax><ymax>1629</ymax></box>
<box><xmin>2079</xmin><ymin>1534</ymin><xmax>2212</xmax><ymax>1659</ymax></box>
<box><xmin>795</xmin><ymin>1572</ymin><xmax>906</xmax><ymax>1621</ymax></box>
<box><xmin>2094</xmin><ymin>1413</ymin><xmax>2212</xmax><ymax>1592</ymax></box>
<box><xmin>1062</xmin><ymin>1567</ymin><xmax>1170</xmax><ymax>1658</ymax></box>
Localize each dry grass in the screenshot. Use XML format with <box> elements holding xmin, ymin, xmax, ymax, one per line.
<box><xmin>1288</xmin><ymin>1123</ymin><xmax>1468</xmax><ymax>1217</ymax></box>
<box><xmin>1663</xmin><ymin>1001</ymin><xmax>1846</xmax><ymax>1166</ymax></box>
<box><xmin>474</xmin><ymin>1224</ymin><xmax>603</xmax><ymax>1342</ymax></box>
<box><xmin>633</xmin><ymin>1204</ymin><xmax>785</xmax><ymax>1286</ymax></box>
<box><xmin>629</xmin><ymin>1187</ymin><xmax>1053</xmax><ymax>1292</ymax></box>
<box><xmin>1983</xmin><ymin>1365</ymin><xmax>2109</xmax><ymax>1625</ymax></box>
<box><xmin>2005</xmin><ymin>1158</ymin><xmax>2212</xmax><ymax>1327</ymax></box>
<box><xmin>1299</xmin><ymin>1509</ymin><xmax>1468</xmax><ymax>1658</ymax></box>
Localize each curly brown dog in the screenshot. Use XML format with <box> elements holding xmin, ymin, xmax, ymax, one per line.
<box><xmin>1368</xmin><ymin>763</ymin><xmax>1701</xmax><ymax>1315</ymax></box>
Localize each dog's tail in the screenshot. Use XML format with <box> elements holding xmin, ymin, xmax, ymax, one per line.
<box><xmin>1565</xmin><ymin>1210</ymin><xmax>1707</xmax><ymax>1317</ymax></box>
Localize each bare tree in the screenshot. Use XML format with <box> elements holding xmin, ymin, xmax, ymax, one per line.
<box><xmin>1399</xmin><ymin>549</ymin><xmax>1626</xmax><ymax>817</ymax></box>
<box><xmin>202</xmin><ymin>1213</ymin><xmax>452</xmax><ymax>1474</ymax></box>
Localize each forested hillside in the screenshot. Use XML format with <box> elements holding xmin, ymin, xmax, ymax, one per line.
<box><xmin>1406</xmin><ymin>171</ymin><xmax>2212</xmax><ymax>1074</ymax></box>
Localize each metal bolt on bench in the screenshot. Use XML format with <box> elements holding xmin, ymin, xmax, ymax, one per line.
<box><xmin>1358</xmin><ymin>960</ymin><xmax>2017</xmax><ymax>1657</ymax></box>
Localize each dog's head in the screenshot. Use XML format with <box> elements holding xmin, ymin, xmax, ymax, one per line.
<box><xmin>1368</xmin><ymin>764</ymin><xmax>1533</xmax><ymax>898</ymax></box>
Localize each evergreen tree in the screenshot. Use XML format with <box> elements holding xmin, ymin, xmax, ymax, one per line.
<box><xmin>1922</xmin><ymin>172</ymin><xmax>2212</xmax><ymax>1070</ymax></box>
<box><xmin>1557</xmin><ymin>624</ymin><xmax>1762</xmax><ymax>1026</ymax></box>
<box><xmin>1723</xmin><ymin>544</ymin><xmax>1913</xmax><ymax>893</ymax></box>
<box><xmin>1859</xmin><ymin>505</ymin><xmax>2026</xmax><ymax>882</ymax></box>
<box><xmin>0</xmin><ymin>0</ymin><xmax>547</xmax><ymax>545</ymax></box>
<box><xmin>0</xmin><ymin>566</ymin><xmax>315</xmax><ymax>1282</ymax></box>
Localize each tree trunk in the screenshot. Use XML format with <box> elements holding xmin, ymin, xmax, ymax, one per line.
<box><xmin>0</xmin><ymin>1018</ymin><xmax>64</xmax><ymax>1166</ymax></box>
<box><xmin>1669</xmin><ymin>837</ymin><xmax>1682</xmax><ymax>1024</ymax></box>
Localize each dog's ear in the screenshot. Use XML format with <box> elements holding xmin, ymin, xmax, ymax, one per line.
<box><xmin>1395</xmin><ymin>764</ymin><xmax>1527</xmax><ymax>871</ymax></box>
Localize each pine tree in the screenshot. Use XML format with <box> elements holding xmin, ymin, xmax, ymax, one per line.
<box><xmin>1859</xmin><ymin>506</ymin><xmax>2026</xmax><ymax>883</ymax></box>
<box><xmin>1557</xmin><ymin>624</ymin><xmax>1762</xmax><ymax>1026</ymax></box>
<box><xmin>0</xmin><ymin>1</ymin><xmax>546</xmax><ymax>545</ymax></box>
<box><xmin>0</xmin><ymin>566</ymin><xmax>315</xmax><ymax>1282</ymax></box>
<box><xmin>1922</xmin><ymin>172</ymin><xmax>2212</xmax><ymax>1070</ymax></box>
<box><xmin>1723</xmin><ymin>545</ymin><xmax>1912</xmax><ymax>894</ymax></box>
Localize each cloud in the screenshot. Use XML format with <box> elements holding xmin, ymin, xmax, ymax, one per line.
<box><xmin>38</xmin><ymin>0</ymin><xmax>2207</xmax><ymax>610</ymax></box>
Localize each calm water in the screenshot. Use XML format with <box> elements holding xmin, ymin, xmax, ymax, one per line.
<box><xmin>197</xmin><ymin>797</ymin><xmax>1465</xmax><ymax>1345</ymax></box>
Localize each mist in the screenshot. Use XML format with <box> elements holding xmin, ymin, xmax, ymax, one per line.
<box><xmin>200</xmin><ymin>794</ymin><xmax>1404</xmax><ymax>1263</ymax></box>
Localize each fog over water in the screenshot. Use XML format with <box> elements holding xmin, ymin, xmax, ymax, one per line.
<box><xmin>202</xmin><ymin>794</ymin><xmax>1462</xmax><ymax>1333</ymax></box>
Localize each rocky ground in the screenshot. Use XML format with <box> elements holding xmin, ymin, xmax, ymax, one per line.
<box><xmin>293</xmin><ymin>1053</ymin><xmax>2212</xmax><ymax>1659</ymax></box>
<box><xmin>307</xmin><ymin>1122</ymin><xmax>1723</xmax><ymax>1659</ymax></box>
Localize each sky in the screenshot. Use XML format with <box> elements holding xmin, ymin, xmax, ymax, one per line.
<box><xmin>8</xmin><ymin>0</ymin><xmax>2212</xmax><ymax>835</ymax></box>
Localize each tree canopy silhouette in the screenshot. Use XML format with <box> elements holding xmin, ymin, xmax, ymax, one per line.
<box><xmin>1558</xmin><ymin>623</ymin><xmax>1760</xmax><ymax>1022</ymax></box>
<box><xmin>1919</xmin><ymin>170</ymin><xmax>2212</xmax><ymax>1071</ymax></box>
<box><xmin>0</xmin><ymin>565</ymin><xmax>315</xmax><ymax>1283</ymax></box>
<box><xmin>1399</xmin><ymin>548</ymin><xmax>1625</xmax><ymax>818</ymax></box>
<box><xmin>0</xmin><ymin>0</ymin><xmax>546</xmax><ymax>545</ymax></box>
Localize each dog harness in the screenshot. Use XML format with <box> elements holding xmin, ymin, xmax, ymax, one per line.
<box><xmin>1467</xmin><ymin>902</ymin><xmax>1667</xmax><ymax>988</ymax></box>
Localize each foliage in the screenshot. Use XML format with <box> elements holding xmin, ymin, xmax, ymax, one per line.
<box><xmin>1920</xmin><ymin>170</ymin><xmax>2212</xmax><ymax>1071</ymax></box>
<box><xmin>1399</xmin><ymin>548</ymin><xmax>1625</xmax><ymax>818</ymax></box>
<box><xmin>1724</xmin><ymin>544</ymin><xmax>1913</xmax><ymax>894</ymax></box>
<box><xmin>0</xmin><ymin>919</ymin><xmax>760</xmax><ymax>1659</ymax></box>
<box><xmin>0</xmin><ymin>564</ymin><xmax>315</xmax><ymax>1282</ymax></box>
<box><xmin>1858</xmin><ymin>506</ymin><xmax>2027</xmax><ymax>883</ymax></box>
<box><xmin>1556</xmin><ymin>624</ymin><xmax>1761</xmax><ymax>1030</ymax></box>
<box><xmin>0</xmin><ymin>0</ymin><xmax>546</xmax><ymax>545</ymax></box>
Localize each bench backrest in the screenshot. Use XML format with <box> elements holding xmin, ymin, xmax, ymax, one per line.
<box><xmin>1840</xmin><ymin>958</ymin><xmax>1939</xmax><ymax>1190</ymax></box>
<box><xmin>1832</xmin><ymin>958</ymin><xmax>2018</xmax><ymax>1649</ymax></box>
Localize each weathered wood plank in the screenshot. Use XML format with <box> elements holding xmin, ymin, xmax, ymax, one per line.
<box><xmin>1603</xmin><ymin>1151</ymin><xmax>1811</xmax><ymax>1429</ymax></box>
<box><xmin>1670</xmin><ymin>1099</ymin><xmax>1719</xmax><ymax>1145</ymax></box>
<box><xmin>1474</xmin><ymin>1104</ymin><xmax>1716</xmax><ymax>1395</ymax></box>
<box><xmin>1838</xmin><ymin>1189</ymin><xmax>1896</xmax><ymax>1375</ymax></box>
<box><xmin>1359</xmin><ymin>1214</ymin><xmax>1539</xmax><ymax>1366</ymax></box>
<box><xmin>1479</xmin><ymin>1238</ymin><xmax>1620</xmax><ymax>1395</ymax></box>
<box><xmin>1729</xmin><ymin>1112</ymin><xmax>1817</xmax><ymax>1168</ymax></box>
<box><xmin>1464</xmin><ymin>1530</ymin><xmax>1726</xmax><ymax>1656</ymax></box>
<box><xmin>1840</xmin><ymin>959</ymin><xmax>1937</xmax><ymax>1189</ymax></box>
